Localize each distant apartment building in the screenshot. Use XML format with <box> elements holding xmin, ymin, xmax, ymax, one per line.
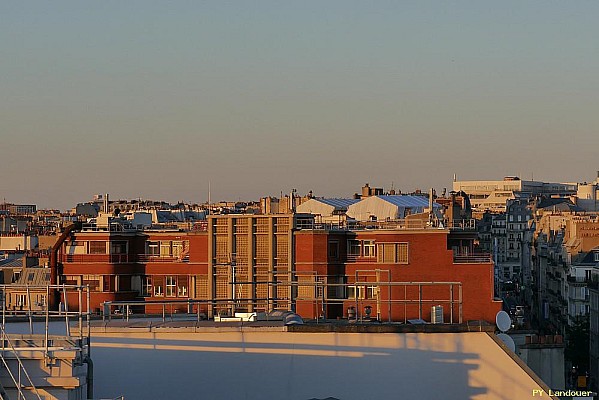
<box><xmin>477</xmin><ymin>199</ymin><xmax>534</xmax><ymax>301</ymax></box>
<box><xmin>0</xmin><ymin>202</ymin><xmax>37</xmax><ymax>215</ymax></box>
<box><xmin>590</xmin><ymin>268</ymin><xmax>599</xmax><ymax>393</ymax></box>
<box><xmin>53</xmin><ymin>212</ymin><xmax>501</xmax><ymax>323</ymax></box>
<box><xmin>453</xmin><ymin>176</ymin><xmax>576</xmax><ymax>213</ymax></box>
<box><xmin>575</xmin><ymin>173</ymin><xmax>599</xmax><ymax>212</ymax></box>
<box><xmin>532</xmin><ymin>212</ymin><xmax>599</xmax><ymax>334</ymax></box>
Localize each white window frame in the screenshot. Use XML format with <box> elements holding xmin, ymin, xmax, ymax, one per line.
<box><xmin>166</xmin><ymin>276</ymin><xmax>176</xmax><ymax>297</ymax></box>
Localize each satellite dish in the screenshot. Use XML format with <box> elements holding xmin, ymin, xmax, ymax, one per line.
<box><xmin>496</xmin><ymin>311</ymin><xmax>511</xmax><ymax>332</ymax></box>
<box><xmin>497</xmin><ymin>333</ymin><xmax>516</xmax><ymax>353</ymax></box>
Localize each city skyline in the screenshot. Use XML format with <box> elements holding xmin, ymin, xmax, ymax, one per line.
<box><xmin>2</xmin><ymin>2</ymin><xmax>598</xmax><ymax>210</ymax></box>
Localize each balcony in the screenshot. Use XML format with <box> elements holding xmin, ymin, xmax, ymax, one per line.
<box><xmin>344</xmin><ymin>255</ymin><xmax>377</xmax><ymax>263</ymax></box>
<box><xmin>567</xmin><ymin>276</ymin><xmax>591</xmax><ymax>284</ymax></box>
<box><xmin>62</xmin><ymin>254</ymin><xmax>131</xmax><ymax>263</ymax></box>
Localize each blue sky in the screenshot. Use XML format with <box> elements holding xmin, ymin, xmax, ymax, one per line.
<box><xmin>2</xmin><ymin>2</ymin><xmax>598</xmax><ymax>209</ymax></box>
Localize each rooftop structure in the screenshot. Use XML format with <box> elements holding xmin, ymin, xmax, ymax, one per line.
<box><xmin>453</xmin><ymin>176</ymin><xmax>576</xmax><ymax>213</ymax></box>
<box><xmin>86</xmin><ymin>323</ymin><xmax>559</xmax><ymax>400</ymax></box>
<box><xmin>53</xmin><ymin>212</ymin><xmax>500</xmax><ymax>325</ymax></box>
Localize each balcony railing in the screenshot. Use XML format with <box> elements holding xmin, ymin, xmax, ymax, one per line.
<box><xmin>344</xmin><ymin>255</ymin><xmax>378</xmax><ymax>263</ymax></box>
<box><xmin>453</xmin><ymin>253</ymin><xmax>492</xmax><ymax>264</ymax></box>
<box><xmin>296</xmin><ymin>219</ymin><xmax>477</xmax><ymax>232</ymax></box>
<box><xmin>62</xmin><ymin>254</ymin><xmax>130</xmax><ymax>263</ymax></box>
<box><xmin>137</xmin><ymin>254</ymin><xmax>189</xmax><ymax>263</ymax></box>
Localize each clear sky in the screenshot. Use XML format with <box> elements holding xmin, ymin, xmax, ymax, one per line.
<box><xmin>2</xmin><ymin>1</ymin><xmax>598</xmax><ymax>210</ymax></box>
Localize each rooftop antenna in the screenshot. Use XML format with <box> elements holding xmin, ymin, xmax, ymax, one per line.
<box><xmin>208</xmin><ymin>181</ymin><xmax>211</xmax><ymax>216</ymax></box>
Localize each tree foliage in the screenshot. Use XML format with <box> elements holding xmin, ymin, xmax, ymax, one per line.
<box><xmin>565</xmin><ymin>314</ymin><xmax>590</xmax><ymax>372</ymax></box>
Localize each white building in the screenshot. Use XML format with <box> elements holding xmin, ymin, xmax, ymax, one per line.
<box><xmin>346</xmin><ymin>195</ymin><xmax>437</xmax><ymax>222</ymax></box>
<box><xmin>453</xmin><ymin>176</ymin><xmax>576</xmax><ymax>212</ymax></box>
<box><xmin>295</xmin><ymin>198</ymin><xmax>358</xmax><ymax>223</ymax></box>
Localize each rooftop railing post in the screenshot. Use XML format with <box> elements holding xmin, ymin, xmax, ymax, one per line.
<box><xmin>26</xmin><ymin>285</ymin><xmax>33</xmax><ymax>334</ymax></box>
<box><xmin>1</xmin><ymin>288</ymin><xmax>5</xmax><ymax>329</ymax></box>
<box><xmin>45</xmin><ymin>285</ymin><xmax>50</xmax><ymax>358</ymax></box>
<box><xmin>79</xmin><ymin>286</ymin><xmax>83</xmax><ymax>341</ymax></box>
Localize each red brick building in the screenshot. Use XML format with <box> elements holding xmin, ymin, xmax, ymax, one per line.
<box><xmin>56</xmin><ymin>214</ymin><xmax>501</xmax><ymax>323</ymax></box>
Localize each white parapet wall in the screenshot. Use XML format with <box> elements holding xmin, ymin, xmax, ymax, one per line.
<box><xmin>87</xmin><ymin>329</ymin><xmax>558</xmax><ymax>400</ymax></box>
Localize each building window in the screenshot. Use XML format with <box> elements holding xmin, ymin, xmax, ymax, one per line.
<box><xmin>347</xmin><ymin>285</ymin><xmax>364</xmax><ymax>299</ymax></box>
<box><xmin>166</xmin><ymin>276</ymin><xmax>176</xmax><ymax>297</ymax></box>
<box><xmin>363</xmin><ymin>241</ymin><xmax>376</xmax><ymax>258</ymax></box>
<box><xmin>83</xmin><ymin>275</ymin><xmax>101</xmax><ymax>291</ymax></box>
<box><xmin>102</xmin><ymin>276</ymin><xmax>114</xmax><ymax>292</ymax></box>
<box><xmin>110</xmin><ymin>241</ymin><xmax>127</xmax><ymax>254</ymax></box>
<box><xmin>328</xmin><ymin>241</ymin><xmax>339</xmax><ymax>259</ymax></box>
<box><xmin>172</xmin><ymin>241</ymin><xmax>185</xmax><ymax>258</ymax></box>
<box><xmin>347</xmin><ymin>240</ymin><xmax>360</xmax><ymax>256</ymax></box>
<box><xmin>88</xmin><ymin>241</ymin><xmax>106</xmax><ymax>254</ymax></box>
<box><xmin>142</xmin><ymin>276</ymin><xmax>152</xmax><ymax>297</ymax></box>
<box><xmin>160</xmin><ymin>242</ymin><xmax>172</xmax><ymax>257</ymax></box>
<box><xmin>154</xmin><ymin>277</ymin><xmax>164</xmax><ymax>297</ymax></box>
<box><xmin>594</xmin><ymin>252</ymin><xmax>599</xmax><ymax>262</ymax></box>
<box><xmin>377</xmin><ymin>243</ymin><xmax>409</xmax><ymax>264</ymax></box>
<box><xmin>178</xmin><ymin>278</ymin><xmax>188</xmax><ymax>297</ymax></box>
<box><xmin>16</xmin><ymin>294</ymin><xmax>27</xmax><ymax>307</ymax></box>
<box><xmin>147</xmin><ymin>242</ymin><xmax>160</xmax><ymax>256</ymax></box>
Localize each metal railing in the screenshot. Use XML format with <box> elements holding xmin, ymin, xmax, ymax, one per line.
<box><xmin>102</xmin><ymin>278</ymin><xmax>463</xmax><ymax>324</ymax></box>
<box><xmin>0</xmin><ymin>324</ymin><xmax>43</xmax><ymax>400</ymax></box>
<box><xmin>137</xmin><ymin>254</ymin><xmax>189</xmax><ymax>263</ymax></box>
<box><xmin>62</xmin><ymin>254</ymin><xmax>131</xmax><ymax>263</ymax></box>
<box><xmin>0</xmin><ymin>284</ymin><xmax>92</xmax><ymax>399</ymax></box>
<box><xmin>453</xmin><ymin>253</ymin><xmax>492</xmax><ymax>263</ymax></box>
<box><xmin>295</xmin><ymin>218</ymin><xmax>477</xmax><ymax>232</ymax></box>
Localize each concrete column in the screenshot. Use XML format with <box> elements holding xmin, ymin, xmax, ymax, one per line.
<box><xmin>207</xmin><ymin>217</ymin><xmax>215</xmax><ymax>318</ymax></box>
<box><xmin>248</xmin><ymin>217</ymin><xmax>255</xmax><ymax>313</ymax></box>
<box><xmin>228</xmin><ymin>217</ymin><xmax>234</xmax><ymax>314</ymax></box>
<box><xmin>268</xmin><ymin>216</ymin><xmax>275</xmax><ymax>312</ymax></box>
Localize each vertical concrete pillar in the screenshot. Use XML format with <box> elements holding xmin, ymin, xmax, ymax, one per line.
<box><xmin>268</xmin><ymin>216</ymin><xmax>275</xmax><ymax>312</ymax></box>
<box><xmin>207</xmin><ymin>217</ymin><xmax>214</xmax><ymax>319</ymax></box>
<box><xmin>228</xmin><ymin>217</ymin><xmax>234</xmax><ymax>314</ymax></box>
<box><xmin>248</xmin><ymin>217</ymin><xmax>255</xmax><ymax>313</ymax></box>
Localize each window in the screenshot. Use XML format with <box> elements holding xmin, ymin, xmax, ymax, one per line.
<box><xmin>347</xmin><ymin>285</ymin><xmax>364</xmax><ymax>299</ymax></box>
<box><xmin>348</xmin><ymin>240</ymin><xmax>360</xmax><ymax>256</ymax></box>
<box><xmin>363</xmin><ymin>241</ymin><xmax>376</xmax><ymax>258</ymax></box>
<box><xmin>110</xmin><ymin>241</ymin><xmax>127</xmax><ymax>254</ymax></box>
<box><xmin>102</xmin><ymin>276</ymin><xmax>114</xmax><ymax>292</ymax></box>
<box><xmin>142</xmin><ymin>277</ymin><xmax>152</xmax><ymax>296</ymax></box>
<box><xmin>89</xmin><ymin>241</ymin><xmax>106</xmax><ymax>254</ymax></box>
<box><xmin>166</xmin><ymin>276</ymin><xmax>176</xmax><ymax>297</ymax></box>
<box><xmin>328</xmin><ymin>241</ymin><xmax>339</xmax><ymax>259</ymax></box>
<box><xmin>594</xmin><ymin>252</ymin><xmax>599</xmax><ymax>262</ymax></box>
<box><xmin>154</xmin><ymin>277</ymin><xmax>164</xmax><ymax>297</ymax></box>
<box><xmin>377</xmin><ymin>243</ymin><xmax>409</xmax><ymax>264</ymax></box>
<box><xmin>178</xmin><ymin>278</ymin><xmax>188</xmax><ymax>297</ymax></box>
<box><xmin>367</xmin><ymin>286</ymin><xmax>378</xmax><ymax>299</ymax></box>
<box><xmin>83</xmin><ymin>275</ymin><xmax>101</xmax><ymax>291</ymax></box>
<box><xmin>172</xmin><ymin>241</ymin><xmax>185</xmax><ymax>258</ymax></box>
<box><xmin>147</xmin><ymin>242</ymin><xmax>160</xmax><ymax>256</ymax></box>
<box><xmin>160</xmin><ymin>241</ymin><xmax>172</xmax><ymax>257</ymax></box>
<box><xmin>397</xmin><ymin>243</ymin><xmax>408</xmax><ymax>263</ymax></box>
<box><xmin>17</xmin><ymin>294</ymin><xmax>27</xmax><ymax>307</ymax></box>
<box><xmin>347</xmin><ymin>285</ymin><xmax>378</xmax><ymax>299</ymax></box>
